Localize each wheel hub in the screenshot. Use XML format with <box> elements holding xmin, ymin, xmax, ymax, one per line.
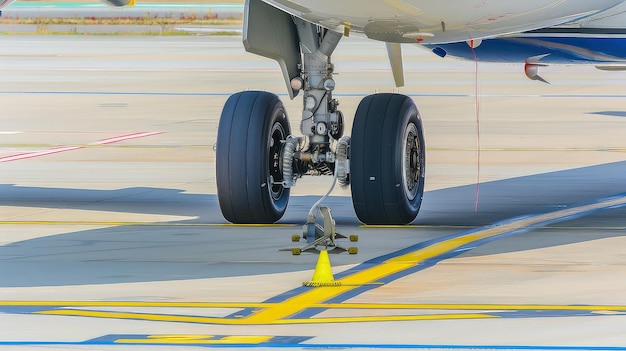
<box><xmin>403</xmin><ymin>122</ymin><xmax>421</xmax><ymax>201</ymax></box>
<box><xmin>269</xmin><ymin>121</ymin><xmax>287</xmax><ymax>200</ymax></box>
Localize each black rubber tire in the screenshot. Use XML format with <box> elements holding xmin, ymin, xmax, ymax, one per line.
<box><xmin>216</xmin><ymin>91</ymin><xmax>291</xmax><ymax>223</ymax></box>
<box><xmin>350</xmin><ymin>93</ymin><xmax>425</xmax><ymax>225</ymax></box>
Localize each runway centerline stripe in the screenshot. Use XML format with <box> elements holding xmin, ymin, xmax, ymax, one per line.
<box><xmin>0</xmin><ymin>131</ymin><xmax>164</xmax><ymax>163</ymax></box>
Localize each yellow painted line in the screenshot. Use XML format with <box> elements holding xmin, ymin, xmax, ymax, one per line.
<box><xmin>218</xmin><ymin>223</ymin><xmax>295</xmax><ymax>227</ymax></box>
<box><xmin>115</xmin><ymin>335</ymin><xmax>273</xmax><ymax>344</ymax></box>
<box><xmin>6</xmin><ymin>301</ymin><xmax>626</xmax><ymax>312</ymax></box>
<box><xmin>36</xmin><ymin>309</ymin><xmax>496</xmax><ymax>324</ymax></box>
<box><xmin>317</xmin><ymin>303</ymin><xmax>626</xmax><ymax>311</ymax></box>
<box><xmin>0</xmin><ymin>221</ymin><xmax>295</xmax><ymax>227</ymax></box>
<box><xmin>0</xmin><ymin>301</ymin><xmax>277</xmax><ymax>308</ymax></box>
<box><xmin>13</xmin><ymin>301</ymin><xmax>626</xmax><ymax>326</ymax></box>
<box><xmin>36</xmin><ymin>309</ymin><xmax>246</xmax><ymax>325</ymax></box>
<box><xmin>360</xmin><ymin>224</ymin><xmax>625</xmax><ymax>230</ymax></box>
<box><xmin>360</xmin><ymin>224</ymin><xmax>477</xmax><ymax>229</ymax></box>
<box><xmin>246</xmin><ymin>194</ymin><xmax>626</xmax><ymax>324</ymax></box>
<box><xmin>243</xmin><ymin>234</ymin><xmax>488</xmax><ymax>323</ymax></box>
<box><xmin>275</xmin><ymin>313</ymin><xmax>497</xmax><ymax>324</ymax></box>
<box><xmin>10</xmin><ymin>194</ymin><xmax>626</xmax><ymax>326</ymax></box>
<box><xmin>0</xmin><ymin>221</ymin><xmax>161</xmax><ymax>226</ymax></box>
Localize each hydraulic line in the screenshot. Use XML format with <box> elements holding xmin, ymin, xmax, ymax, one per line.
<box><xmin>308</xmin><ymin>162</ymin><xmax>339</xmax><ymax>219</ymax></box>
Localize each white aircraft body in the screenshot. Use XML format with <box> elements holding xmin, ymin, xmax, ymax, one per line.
<box><xmin>261</xmin><ymin>0</ymin><xmax>621</xmax><ymax>44</ymax></box>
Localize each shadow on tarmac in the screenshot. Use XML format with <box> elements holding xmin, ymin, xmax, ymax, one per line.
<box><xmin>1</xmin><ymin>161</ymin><xmax>625</xmax><ymax>287</ymax></box>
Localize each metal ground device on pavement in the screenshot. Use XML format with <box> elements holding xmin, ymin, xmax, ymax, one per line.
<box><xmin>287</xmin><ymin>206</ymin><xmax>358</xmax><ymax>255</ymax></box>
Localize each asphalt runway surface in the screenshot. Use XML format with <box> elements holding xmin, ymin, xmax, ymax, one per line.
<box><xmin>1</xmin><ymin>35</ymin><xmax>626</xmax><ymax>350</ymax></box>
<box><xmin>0</xmin><ymin>2</ymin><xmax>244</xmax><ymax>34</ymax></box>
<box><xmin>1</xmin><ymin>2</ymin><xmax>243</xmax><ymax>19</ymax></box>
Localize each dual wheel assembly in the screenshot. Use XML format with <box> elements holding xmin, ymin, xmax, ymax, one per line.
<box><xmin>216</xmin><ymin>91</ymin><xmax>425</xmax><ymax>225</ymax></box>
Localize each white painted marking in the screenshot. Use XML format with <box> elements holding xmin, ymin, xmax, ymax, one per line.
<box><xmin>0</xmin><ymin>132</ymin><xmax>164</xmax><ymax>163</ymax></box>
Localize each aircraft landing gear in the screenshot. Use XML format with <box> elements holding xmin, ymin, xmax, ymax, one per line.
<box><xmin>215</xmin><ymin>0</ymin><xmax>426</xmax><ymax>225</ymax></box>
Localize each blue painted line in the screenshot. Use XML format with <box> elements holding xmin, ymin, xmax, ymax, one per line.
<box><xmin>35</xmin><ymin>308</ymin><xmax>235</xmax><ymax>325</ymax></box>
<box><xmin>0</xmin><ymin>91</ymin><xmax>462</xmax><ymax>97</ymax></box>
<box><xmin>227</xmin><ymin>234</ymin><xmax>461</xmax><ymax>319</ymax></box>
<box><xmin>0</xmin><ymin>306</ymin><xmax>56</xmax><ymax>314</ymax></box>
<box><xmin>88</xmin><ymin>334</ymin><xmax>311</xmax><ymax>345</ymax></box>
<box><xmin>1</xmin><ymin>341</ymin><xmax>626</xmax><ymax>350</ymax></box>
<box><xmin>2</xmin><ymin>91</ymin><xmax>626</xmax><ymax>98</ymax></box>
<box><xmin>278</xmin><ymin>193</ymin><xmax>626</xmax><ymax>320</ymax></box>
<box><xmin>489</xmin><ymin>309</ymin><xmax>617</xmax><ymax>318</ymax></box>
<box><xmin>0</xmin><ymin>91</ymin><xmax>231</xmax><ymax>97</ymax></box>
<box><xmin>542</xmin><ymin>94</ymin><xmax>626</xmax><ymax>98</ymax></box>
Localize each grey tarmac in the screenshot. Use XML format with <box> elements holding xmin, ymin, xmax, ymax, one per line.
<box><xmin>1</xmin><ymin>34</ymin><xmax>626</xmax><ymax>350</ymax></box>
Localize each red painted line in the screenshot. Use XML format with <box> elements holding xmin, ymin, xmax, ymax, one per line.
<box><xmin>9</xmin><ymin>131</ymin><xmax>118</xmax><ymax>134</ymax></box>
<box><xmin>0</xmin><ymin>146</ymin><xmax>82</xmax><ymax>163</ymax></box>
<box><xmin>0</xmin><ymin>132</ymin><xmax>164</xmax><ymax>163</ymax></box>
<box><xmin>91</xmin><ymin>132</ymin><xmax>165</xmax><ymax>145</ymax></box>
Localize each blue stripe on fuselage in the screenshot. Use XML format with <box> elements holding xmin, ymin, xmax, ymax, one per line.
<box><xmin>425</xmin><ymin>32</ymin><xmax>626</xmax><ymax>64</ymax></box>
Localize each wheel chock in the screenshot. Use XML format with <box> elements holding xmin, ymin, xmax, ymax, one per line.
<box><xmin>291</xmin><ymin>248</ymin><xmax>302</xmax><ymax>255</ymax></box>
<box><xmin>348</xmin><ymin>247</ymin><xmax>358</xmax><ymax>255</ymax></box>
<box><xmin>291</xmin><ymin>235</ymin><xmax>301</xmax><ymax>242</ymax></box>
<box><xmin>349</xmin><ymin>235</ymin><xmax>358</xmax><ymax>242</ymax></box>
